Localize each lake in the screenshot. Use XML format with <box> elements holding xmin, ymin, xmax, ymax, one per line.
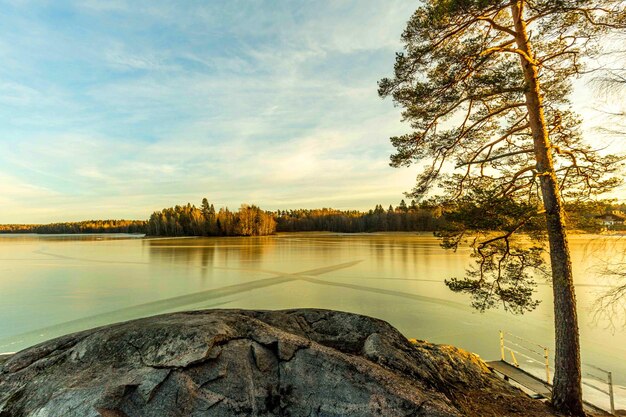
<box><xmin>0</xmin><ymin>232</ymin><xmax>624</xmax><ymax>408</ymax></box>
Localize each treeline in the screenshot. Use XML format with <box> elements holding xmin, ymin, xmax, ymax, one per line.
<box><xmin>0</xmin><ymin>220</ymin><xmax>147</xmax><ymax>234</ymax></box>
<box><xmin>272</xmin><ymin>199</ymin><xmax>623</xmax><ymax>234</ymax></box>
<box><xmin>0</xmin><ymin>199</ymin><xmax>622</xmax><ymax>236</ymax></box>
<box><xmin>274</xmin><ymin>201</ymin><xmax>444</xmax><ymax>233</ymax></box>
<box><xmin>146</xmin><ymin>199</ymin><xmax>276</xmax><ymax>236</ymax></box>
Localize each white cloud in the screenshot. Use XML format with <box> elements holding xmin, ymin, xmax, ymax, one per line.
<box><xmin>0</xmin><ymin>173</ymin><xmax>56</xmax><ymax>201</ymax></box>
<box><xmin>0</xmin><ymin>1</ymin><xmax>453</xmax><ymax>222</ymax></box>
<box><xmin>75</xmin><ymin>0</ymin><xmax>130</xmax><ymax>13</ymax></box>
<box><xmin>0</xmin><ymin>82</ymin><xmax>42</xmax><ymax>106</ymax></box>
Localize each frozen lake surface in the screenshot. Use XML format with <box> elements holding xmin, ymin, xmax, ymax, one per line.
<box><xmin>0</xmin><ymin>232</ymin><xmax>624</xmax><ymax>409</ymax></box>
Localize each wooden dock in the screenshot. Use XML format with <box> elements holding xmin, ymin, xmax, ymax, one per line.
<box><xmin>487</xmin><ymin>360</ymin><xmax>552</xmax><ymax>398</ymax></box>
<box><xmin>487</xmin><ymin>360</ymin><xmax>612</xmax><ymax>415</ymax></box>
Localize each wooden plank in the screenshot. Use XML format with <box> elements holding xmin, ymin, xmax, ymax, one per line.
<box><xmin>487</xmin><ymin>360</ymin><xmax>612</xmax><ymax>415</ymax></box>
<box><xmin>487</xmin><ymin>360</ymin><xmax>552</xmax><ymax>398</ymax></box>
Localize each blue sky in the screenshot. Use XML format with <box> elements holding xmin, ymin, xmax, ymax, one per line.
<box><xmin>0</xmin><ymin>1</ymin><xmax>620</xmax><ymax>223</ymax></box>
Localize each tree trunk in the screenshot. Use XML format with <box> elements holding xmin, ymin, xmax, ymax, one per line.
<box><xmin>511</xmin><ymin>2</ymin><xmax>584</xmax><ymax>415</ymax></box>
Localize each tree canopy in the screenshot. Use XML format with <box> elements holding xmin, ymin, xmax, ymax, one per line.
<box><xmin>379</xmin><ymin>1</ymin><xmax>623</xmax><ymax>202</ymax></box>
<box><xmin>379</xmin><ymin>1</ymin><xmax>625</xmax><ymax>414</ymax></box>
<box><xmin>146</xmin><ymin>200</ymin><xmax>276</xmax><ymax>237</ymax></box>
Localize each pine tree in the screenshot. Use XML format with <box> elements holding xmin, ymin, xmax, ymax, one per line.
<box><xmin>379</xmin><ymin>1</ymin><xmax>625</xmax><ymax>414</ymax></box>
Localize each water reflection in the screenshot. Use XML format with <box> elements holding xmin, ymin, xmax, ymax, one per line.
<box><xmin>0</xmin><ymin>232</ymin><xmax>624</xmax><ymax>395</ymax></box>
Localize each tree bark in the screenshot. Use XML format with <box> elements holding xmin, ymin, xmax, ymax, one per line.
<box><xmin>511</xmin><ymin>2</ymin><xmax>584</xmax><ymax>415</ymax></box>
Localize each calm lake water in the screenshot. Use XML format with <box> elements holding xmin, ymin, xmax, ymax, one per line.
<box><xmin>0</xmin><ymin>232</ymin><xmax>625</xmax><ymax>407</ymax></box>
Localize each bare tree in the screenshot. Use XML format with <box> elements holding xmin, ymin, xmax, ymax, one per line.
<box><xmin>592</xmin><ymin>33</ymin><xmax>626</xmax><ymax>136</ymax></box>
<box><xmin>594</xmin><ymin>259</ymin><xmax>626</xmax><ymax>329</ymax></box>
<box><xmin>592</xmin><ymin>34</ymin><xmax>626</xmax><ymax>327</ymax></box>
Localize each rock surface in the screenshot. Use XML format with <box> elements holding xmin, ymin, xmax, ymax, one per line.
<box><xmin>0</xmin><ymin>309</ymin><xmax>561</xmax><ymax>417</ymax></box>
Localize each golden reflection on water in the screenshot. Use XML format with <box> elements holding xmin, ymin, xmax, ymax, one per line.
<box><xmin>0</xmin><ymin>232</ymin><xmax>625</xmax><ymax>390</ymax></box>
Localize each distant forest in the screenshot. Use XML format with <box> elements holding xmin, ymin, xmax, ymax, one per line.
<box><xmin>145</xmin><ymin>199</ymin><xmax>446</xmax><ymax>236</ymax></box>
<box><xmin>0</xmin><ymin>220</ymin><xmax>146</xmax><ymax>234</ymax></box>
<box><xmin>146</xmin><ymin>199</ymin><xmax>276</xmax><ymax>237</ymax></box>
<box><xmin>275</xmin><ymin>201</ymin><xmax>445</xmax><ymax>233</ymax></box>
<box><xmin>1</xmin><ymin>198</ymin><xmax>624</xmax><ymax>236</ymax></box>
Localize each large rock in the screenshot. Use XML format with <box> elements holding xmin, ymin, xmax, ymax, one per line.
<box><xmin>0</xmin><ymin>309</ymin><xmax>559</xmax><ymax>417</ymax></box>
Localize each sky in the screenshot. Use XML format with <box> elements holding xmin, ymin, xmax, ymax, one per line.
<box><xmin>0</xmin><ymin>1</ymin><xmax>622</xmax><ymax>223</ymax></box>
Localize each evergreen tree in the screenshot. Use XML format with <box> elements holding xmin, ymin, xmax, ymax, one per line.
<box><xmin>378</xmin><ymin>1</ymin><xmax>625</xmax><ymax>414</ymax></box>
